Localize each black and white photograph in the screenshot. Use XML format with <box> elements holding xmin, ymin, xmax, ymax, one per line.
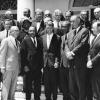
<box><xmin>0</xmin><ymin>0</ymin><xmax>100</xmax><ymax>100</ymax></box>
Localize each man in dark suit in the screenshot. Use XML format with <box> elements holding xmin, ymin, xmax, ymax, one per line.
<box><xmin>65</xmin><ymin>15</ymin><xmax>89</xmax><ymax>100</ymax></box>
<box><xmin>32</xmin><ymin>9</ymin><xmax>45</xmax><ymax>37</ymax></box>
<box><xmin>59</xmin><ymin>21</ymin><xmax>71</xmax><ymax>100</ymax></box>
<box><xmin>41</xmin><ymin>20</ymin><xmax>61</xmax><ymax>100</ymax></box>
<box><xmin>20</xmin><ymin>26</ymin><xmax>43</xmax><ymax>100</ymax></box>
<box><xmin>87</xmin><ymin>21</ymin><xmax>100</xmax><ymax>100</ymax></box>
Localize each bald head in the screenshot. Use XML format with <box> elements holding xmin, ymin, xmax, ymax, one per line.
<box><xmin>10</xmin><ymin>26</ymin><xmax>19</xmax><ymax>38</ymax></box>
<box><xmin>23</xmin><ymin>8</ymin><xmax>31</xmax><ymax>17</ymax></box>
<box><xmin>70</xmin><ymin>15</ymin><xmax>81</xmax><ymax>29</ymax></box>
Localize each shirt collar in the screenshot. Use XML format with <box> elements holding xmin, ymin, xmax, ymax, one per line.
<box><xmin>76</xmin><ymin>26</ymin><xmax>81</xmax><ymax>33</ymax></box>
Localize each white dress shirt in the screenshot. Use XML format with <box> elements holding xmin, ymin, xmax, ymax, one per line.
<box><xmin>36</xmin><ymin>22</ymin><xmax>41</xmax><ymax>31</ymax></box>
<box><xmin>89</xmin><ymin>33</ymin><xmax>100</xmax><ymax>46</ymax></box>
<box><xmin>53</xmin><ymin>20</ymin><xmax>61</xmax><ymax>28</ymax></box>
<box><xmin>31</xmin><ymin>37</ymin><xmax>37</xmax><ymax>47</ymax></box>
<box><xmin>89</xmin><ymin>34</ymin><xmax>95</xmax><ymax>46</ymax></box>
<box><xmin>47</xmin><ymin>33</ymin><xmax>53</xmax><ymax>49</ymax></box>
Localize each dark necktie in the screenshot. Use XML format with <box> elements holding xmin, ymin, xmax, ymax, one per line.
<box><xmin>15</xmin><ymin>39</ymin><xmax>18</xmax><ymax>48</ymax></box>
<box><xmin>34</xmin><ymin>38</ymin><xmax>37</xmax><ymax>47</ymax></box>
<box><xmin>6</xmin><ymin>30</ymin><xmax>8</xmax><ymax>37</ymax></box>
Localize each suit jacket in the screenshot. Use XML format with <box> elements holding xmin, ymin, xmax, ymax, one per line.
<box><xmin>60</xmin><ymin>34</ymin><xmax>69</xmax><ymax>68</ymax></box>
<box><xmin>88</xmin><ymin>34</ymin><xmax>100</xmax><ymax>70</ymax></box>
<box><xmin>65</xmin><ymin>26</ymin><xmax>89</xmax><ymax>68</ymax></box>
<box><xmin>41</xmin><ymin>33</ymin><xmax>61</xmax><ymax>67</ymax></box>
<box><xmin>32</xmin><ymin>19</ymin><xmax>45</xmax><ymax>37</ymax></box>
<box><xmin>0</xmin><ymin>36</ymin><xmax>20</xmax><ymax>71</ymax></box>
<box><xmin>20</xmin><ymin>36</ymin><xmax>43</xmax><ymax>73</ymax></box>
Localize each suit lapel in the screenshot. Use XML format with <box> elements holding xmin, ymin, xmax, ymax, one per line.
<box><xmin>71</xmin><ymin>27</ymin><xmax>83</xmax><ymax>45</ymax></box>
<box><xmin>28</xmin><ymin>37</ymin><xmax>37</xmax><ymax>48</ymax></box>
<box><xmin>43</xmin><ymin>34</ymin><xmax>48</xmax><ymax>49</ymax></box>
<box><xmin>9</xmin><ymin>37</ymin><xmax>18</xmax><ymax>50</ymax></box>
<box><xmin>49</xmin><ymin>34</ymin><xmax>56</xmax><ymax>49</ymax></box>
<box><xmin>37</xmin><ymin>20</ymin><xmax>44</xmax><ymax>33</ymax></box>
<box><xmin>91</xmin><ymin>35</ymin><xmax>100</xmax><ymax>49</ymax></box>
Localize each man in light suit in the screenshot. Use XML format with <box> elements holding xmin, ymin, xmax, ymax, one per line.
<box><xmin>0</xmin><ymin>26</ymin><xmax>20</xmax><ymax>100</ymax></box>
<box><xmin>0</xmin><ymin>19</ymin><xmax>12</xmax><ymax>43</ymax></box>
<box><xmin>87</xmin><ymin>21</ymin><xmax>100</xmax><ymax>100</ymax></box>
<box><xmin>41</xmin><ymin>20</ymin><xmax>61</xmax><ymax>100</ymax></box>
<box><xmin>65</xmin><ymin>15</ymin><xmax>89</xmax><ymax>100</ymax></box>
<box><xmin>20</xmin><ymin>26</ymin><xmax>43</xmax><ymax>100</ymax></box>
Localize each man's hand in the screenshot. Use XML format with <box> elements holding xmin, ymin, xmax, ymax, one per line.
<box><xmin>54</xmin><ymin>62</ymin><xmax>59</xmax><ymax>68</ymax></box>
<box><xmin>24</xmin><ymin>66</ymin><xmax>30</xmax><ymax>72</ymax></box>
<box><xmin>1</xmin><ymin>68</ymin><xmax>5</xmax><ymax>74</ymax></box>
<box><xmin>66</xmin><ymin>51</ymin><xmax>75</xmax><ymax>60</ymax></box>
<box><xmin>87</xmin><ymin>60</ymin><xmax>93</xmax><ymax>68</ymax></box>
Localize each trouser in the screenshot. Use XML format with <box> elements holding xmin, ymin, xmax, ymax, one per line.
<box><xmin>59</xmin><ymin>67</ymin><xmax>70</xmax><ymax>100</ymax></box>
<box><xmin>69</xmin><ymin>68</ymin><xmax>87</xmax><ymax>100</ymax></box>
<box><xmin>86</xmin><ymin>69</ymin><xmax>93</xmax><ymax>100</ymax></box>
<box><xmin>1</xmin><ymin>70</ymin><xmax>19</xmax><ymax>100</ymax></box>
<box><xmin>44</xmin><ymin>67</ymin><xmax>58</xmax><ymax>100</ymax></box>
<box><xmin>92</xmin><ymin>70</ymin><xmax>100</xmax><ymax>100</ymax></box>
<box><xmin>23</xmin><ymin>70</ymin><xmax>42</xmax><ymax>100</ymax></box>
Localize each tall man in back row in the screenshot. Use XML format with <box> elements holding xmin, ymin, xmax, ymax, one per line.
<box><xmin>65</xmin><ymin>15</ymin><xmax>89</xmax><ymax>100</ymax></box>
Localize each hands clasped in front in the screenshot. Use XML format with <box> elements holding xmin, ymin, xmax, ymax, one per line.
<box><xmin>66</xmin><ymin>51</ymin><xmax>75</xmax><ymax>60</ymax></box>
<box><xmin>87</xmin><ymin>60</ymin><xmax>93</xmax><ymax>69</ymax></box>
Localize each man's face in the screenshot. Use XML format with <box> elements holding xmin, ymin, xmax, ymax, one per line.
<box><xmin>94</xmin><ymin>11</ymin><xmax>100</xmax><ymax>19</ymax></box>
<box><xmin>70</xmin><ymin>16</ymin><xmax>80</xmax><ymax>29</ymax></box>
<box><xmin>46</xmin><ymin>23</ymin><xmax>53</xmax><ymax>34</ymax></box>
<box><xmin>12</xmin><ymin>27</ymin><xmax>19</xmax><ymax>38</ymax></box>
<box><xmin>35</xmin><ymin>11</ymin><xmax>43</xmax><ymax>21</ymax></box>
<box><xmin>81</xmin><ymin>13</ymin><xmax>87</xmax><ymax>20</ymax></box>
<box><xmin>24</xmin><ymin>9</ymin><xmax>30</xmax><ymax>17</ymax></box>
<box><xmin>61</xmin><ymin>24</ymin><xmax>70</xmax><ymax>33</ymax></box>
<box><xmin>55</xmin><ymin>14</ymin><xmax>61</xmax><ymax>21</ymax></box>
<box><xmin>29</xmin><ymin>27</ymin><xmax>36</xmax><ymax>38</ymax></box>
<box><xmin>65</xmin><ymin>12</ymin><xmax>71</xmax><ymax>21</ymax></box>
<box><xmin>4</xmin><ymin>21</ymin><xmax>12</xmax><ymax>30</ymax></box>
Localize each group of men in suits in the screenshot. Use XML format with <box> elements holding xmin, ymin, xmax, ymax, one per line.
<box><xmin>1</xmin><ymin>7</ymin><xmax>100</xmax><ymax>100</ymax></box>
